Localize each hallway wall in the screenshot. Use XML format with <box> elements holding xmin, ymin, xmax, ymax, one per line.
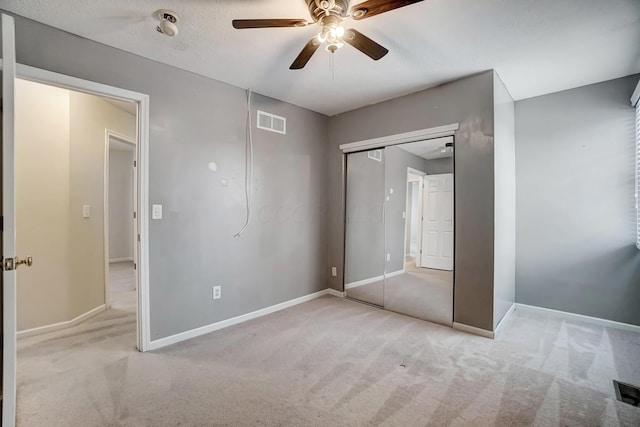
<box><xmin>15</xmin><ymin>80</ymin><xmax>71</xmax><ymax>331</ymax></box>
<box><xmin>108</xmin><ymin>147</ymin><xmax>135</xmax><ymax>262</ymax></box>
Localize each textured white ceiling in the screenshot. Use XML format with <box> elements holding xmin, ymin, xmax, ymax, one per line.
<box><xmin>3</xmin><ymin>0</ymin><xmax>640</xmax><ymax>115</ymax></box>
<box><xmin>398</xmin><ymin>139</ymin><xmax>453</xmax><ymax>160</ymax></box>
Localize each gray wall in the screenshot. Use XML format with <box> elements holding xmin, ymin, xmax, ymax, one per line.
<box><xmin>493</xmin><ymin>73</ymin><xmax>516</xmax><ymax>328</ymax></box>
<box><xmin>424</xmin><ymin>157</ymin><xmax>454</xmax><ymax>175</ymax></box>
<box><xmin>515</xmin><ymin>74</ymin><xmax>640</xmax><ymax>326</ymax></box>
<box><xmin>329</xmin><ymin>71</ymin><xmax>497</xmax><ymax>331</ymax></box>
<box><xmin>6</xmin><ymin>13</ymin><xmax>330</xmax><ymax>340</ymax></box>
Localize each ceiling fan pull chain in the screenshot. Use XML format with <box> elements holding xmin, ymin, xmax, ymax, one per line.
<box><xmin>331</xmin><ymin>51</ymin><xmax>335</xmax><ymax>81</ymax></box>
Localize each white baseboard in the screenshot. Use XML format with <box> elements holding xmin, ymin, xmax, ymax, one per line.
<box><xmin>344</xmin><ymin>269</ymin><xmax>405</xmax><ymax>290</ymax></box>
<box><xmin>345</xmin><ymin>275</ymin><xmax>384</xmax><ymax>290</ymax></box>
<box><xmin>515</xmin><ymin>304</ymin><xmax>640</xmax><ymax>334</ymax></box>
<box><xmin>453</xmin><ymin>322</ymin><xmax>494</xmax><ymax>339</ymax></box>
<box><xmin>109</xmin><ymin>257</ymin><xmax>133</xmax><ymax>263</ymax></box>
<box><xmin>327</xmin><ymin>288</ymin><xmax>345</xmax><ymax>298</ymax></box>
<box><xmin>385</xmin><ymin>269</ymin><xmax>405</xmax><ymax>279</ymax></box>
<box><xmin>147</xmin><ymin>289</ymin><xmax>333</xmax><ymax>351</ymax></box>
<box><xmin>18</xmin><ymin>304</ymin><xmax>106</xmax><ymax>339</ymax></box>
<box><xmin>493</xmin><ymin>303</ymin><xmax>516</xmax><ymax>338</ymax></box>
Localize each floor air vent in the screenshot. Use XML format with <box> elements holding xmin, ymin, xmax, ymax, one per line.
<box><xmin>613</xmin><ymin>380</ymin><xmax>640</xmax><ymax>407</ymax></box>
<box><xmin>257</xmin><ymin>110</ymin><xmax>286</xmax><ymax>135</ymax></box>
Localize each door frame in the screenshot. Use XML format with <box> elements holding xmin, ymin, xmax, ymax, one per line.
<box><xmin>0</xmin><ymin>61</ymin><xmax>152</xmax><ymax>356</ymax></box>
<box><xmin>104</xmin><ymin>130</ymin><xmax>137</xmax><ymax>310</ymax></box>
<box><xmin>405</xmin><ymin>168</ymin><xmax>425</xmax><ymax>267</ymax></box>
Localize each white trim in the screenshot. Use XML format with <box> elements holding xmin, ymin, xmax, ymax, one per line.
<box><xmin>493</xmin><ymin>303</ymin><xmax>516</xmax><ymax>337</ymax></box>
<box><xmin>453</xmin><ymin>322</ymin><xmax>494</xmax><ymax>339</ymax></box>
<box><xmin>407</xmin><ymin>167</ymin><xmax>426</xmax><ymax>177</ymax></box>
<box><xmin>109</xmin><ymin>257</ymin><xmax>134</xmax><ymax>264</ymax></box>
<box><xmin>148</xmin><ymin>289</ymin><xmax>332</xmax><ymax>351</ymax></box>
<box><xmin>385</xmin><ymin>269</ymin><xmax>405</xmax><ymax>279</ymax></box>
<box><xmin>515</xmin><ymin>304</ymin><xmax>640</xmax><ymax>334</ymax></box>
<box><xmin>631</xmin><ymin>79</ymin><xmax>640</xmax><ymax>107</ymax></box>
<box><xmin>327</xmin><ymin>289</ymin><xmax>346</xmax><ymax>298</ymax></box>
<box><xmin>344</xmin><ymin>269</ymin><xmax>405</xmax><ymax>290</ymax></box>
<box><xmin>345</xmin><ymin>275</ymin><xmax>384</xmax><ymax>290</ymax></box>
<box><xmin>2</xmin><ymin>14</ymin><xmax>18</xmax><ymax>427</ymax></box>
<box><xmin>137</xmin><ymin>94</ymin><xmax>151</xmax><ymax>352</ymax></box>
<box><xmin>104</xmin><ymin>129</ymin><xmax>136</xmax><ymax>311</ymax></box>
<box><xmin>17</xmin><ymin>305</ymin><xmax>106</xmax><ymax>339</ymax></box>
<box><xmin>0</xmin><ymin>60</ymin><xmax>152</xmax><ymax>353</ymax></box>
<box><xmin>339</xmin><ymin>125</ymin><xmax>458</xmax><ymax>153</ymax></box>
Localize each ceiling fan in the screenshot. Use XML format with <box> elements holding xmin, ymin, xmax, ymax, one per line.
<box><xmin>232</xmin><ymin>0</ymin><xmax>424</xmax><ymax>70</ymax></box>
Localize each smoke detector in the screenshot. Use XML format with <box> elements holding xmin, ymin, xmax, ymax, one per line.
<box><xmin>155</xmin><ymin>9</ymin><xmax>179</xmax><ymax>37</ymax></box>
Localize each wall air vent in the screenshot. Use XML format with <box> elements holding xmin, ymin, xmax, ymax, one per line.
<box><xmin>257</xmin><ymin>110</ymin><xmax>286</xmax><ymax>135</ymax></box>
<box><xmin>368</xmin><ymin>150</ymin><xmax>382</xmax><ymax>162</ymax></box>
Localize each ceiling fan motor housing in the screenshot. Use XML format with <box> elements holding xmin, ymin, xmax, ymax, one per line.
<box><xmin>308</xmin><ymin>0</ymin><xmax>350</xmax><ymax>21</ymax></box>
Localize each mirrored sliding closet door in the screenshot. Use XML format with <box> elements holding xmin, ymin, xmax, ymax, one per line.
<box><xmin>344</xmin><ymin>138</ymin><xmax>455</xmax><ymax>326</ymax></box>
<box><xmin>344</xmin><ymin>149</ymin><xmax>386</xmax><ymax>307</ymax></box>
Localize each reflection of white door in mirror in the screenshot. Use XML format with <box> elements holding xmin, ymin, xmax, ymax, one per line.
<box><xmin>420</xmin><ymin>173</ymin><xmax>454</xmax><ymax>270</ymax></box>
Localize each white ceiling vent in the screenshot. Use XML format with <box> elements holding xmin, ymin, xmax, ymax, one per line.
<box><xmin>257</xmin><ymin>110</ymin><xmax>286</xmax><ymax>135</ymax></box>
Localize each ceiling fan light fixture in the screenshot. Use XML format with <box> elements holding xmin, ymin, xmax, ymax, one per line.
<box><xmin>352</xmin><ymin>9</ymin><xmax>367</xmax><ymax>19</ymax></box>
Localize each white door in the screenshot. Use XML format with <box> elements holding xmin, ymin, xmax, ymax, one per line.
<box><xmin>420</xmin><ymin>173</ymin><xmax>454</xmax><ymax>270</ymax></box>
<box><xmin>2</xmin><ymin>13</ymin><xmax>19</xmax><ymax>427</ymax></box>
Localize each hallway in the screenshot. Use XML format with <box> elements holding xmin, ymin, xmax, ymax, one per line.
<box><xmin>16</xmin><ymin>262</ymin><xmax>137</xmax><ymax>424</ymax></box>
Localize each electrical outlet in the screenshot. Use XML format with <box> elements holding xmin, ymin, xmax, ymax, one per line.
<box><xmin>331</xmin><ymin>267</ymin><xmax>337</xmax><ymax>277</ymax></box>
<box><xmin>82</xmin><ymin>205</ymin><xmax>90</xmax><ymax>218</ymax></box>
<box><xmin>212</xmin><ymin>285</ymin><xmax>221</xmax><ymax>300</ymax></box>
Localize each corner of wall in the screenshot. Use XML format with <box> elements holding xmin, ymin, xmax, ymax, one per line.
<box><xmin>492</xmin><ymin>71</ymin><xmax>516</xmax><ymax>329</ymax></box>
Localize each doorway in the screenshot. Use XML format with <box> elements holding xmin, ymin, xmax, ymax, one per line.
<box><xmin>105</xmin><ymin>132</ymin><xmax>137</xmax><ymax>314</ymax></box>
<box><xmin>405</xmin><ymin>168</ymin><xmax>425</xmax><ymax>267</ymax></box>
<box><xmin>1</xmin><ymin>18</ymin><xmax>151</xmax><ymax>422</ymax></box>
<box><xmin>14</xmin><ymin>78</ymin><xmax>138</xmax><ymax>335</ymax></box>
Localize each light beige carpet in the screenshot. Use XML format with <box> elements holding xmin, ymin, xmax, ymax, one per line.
<box><xmin>16</xmin><ymin>294</ymin><xmax>640</xmax><ymax>426</ymax></box>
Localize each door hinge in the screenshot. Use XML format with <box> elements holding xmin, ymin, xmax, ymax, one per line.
<box><xmin>0</xmin><ymin>216</ymin><xmax>3</xmax><ymax>232</ymax></box>
<box><xmin>133</xmin><ymin>160</ymin><xmax>137</xmax><ymax>167</ymax></box>
<box><xmin>137</xmin><ymin>234</ymin><xmax>141</xmax><ymax>242</ymax></box>
<box><xmin>134</xmin><ymin>263</ymin><xmax>137</xmax><ymax>270</ymax></box>
<box><xmin>133</xmin><ymin>212</ymin><xmax>137</xmax><ymax>219</ymax></box>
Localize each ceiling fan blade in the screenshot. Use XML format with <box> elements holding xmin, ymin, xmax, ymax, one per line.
<box><xmin>351</xmin><ymin>0</ymin><xmax>424</xmax><ymax>20</ymax></box>
<box><xmin>343</xmin><ymin>29</ymin><xmax>389</xmax><ymax>60</ymax></box>
<box><xmin>232</xmin><ymin>19</ymin><xmax>309</xmax><ymax>29</ymax></box>
<box><xmin>290</xmin><ymin>38</ymin><xmax>322</xmax><ymax>70</ymax></box>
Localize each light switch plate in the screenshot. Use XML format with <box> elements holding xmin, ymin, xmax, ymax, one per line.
<box><xmin>331</xmin><ymin>267</ymin><xmax>337</xmax><ymax>277</ymax></box>
<box><xmin>82</xmin><ymin>205</ymin><xmax>90</xmax><ymax>218</ymax></box>
<box><xmin>152</xmin><ymin>204</ymin><xmax>163</xmax><ymax>220</ymax></box>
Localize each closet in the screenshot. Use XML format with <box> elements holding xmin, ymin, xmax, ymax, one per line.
<box><xmin>344</xmin><ymin>137</ymin><xmax>455</xmax><ymax>326</ymax></box>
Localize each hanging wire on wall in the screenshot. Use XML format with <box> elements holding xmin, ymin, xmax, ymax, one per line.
<box><xmin>234</xmin><ymin>88</ymin><xmax>254</xmax><ymax>238</ymax></box>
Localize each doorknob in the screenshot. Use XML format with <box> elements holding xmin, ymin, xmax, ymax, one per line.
<box><xmin>3</xmin><ymin>256</ymin><xmax>33</xmax><ymax>271</ymax></box>
<box><xmin>15</xmin><ymin>256</ymin><xmax>33</xmax><ymax>268</ymax></box>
